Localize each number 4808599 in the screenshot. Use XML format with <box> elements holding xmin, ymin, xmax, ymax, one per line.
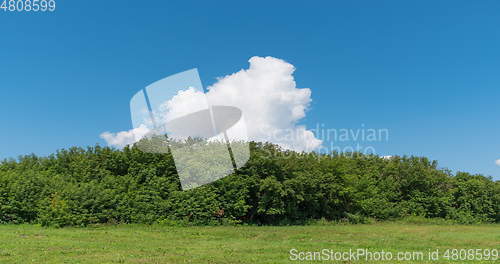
<box><xmin>1</xmin><ymin>0</ymin><xmax>56</xmax><ymax>12</ymax></box>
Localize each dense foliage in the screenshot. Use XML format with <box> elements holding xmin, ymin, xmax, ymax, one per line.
<box><xmin>0</xmin><ymin>143</ymin><xmax>498</xmax><ymax>226</ymax></box>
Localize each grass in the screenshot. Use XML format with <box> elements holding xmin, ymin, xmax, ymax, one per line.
<box><xmin>0</xmin><ymin>222</ymin><xmax>498</xmax><ymax>263</ymax></box>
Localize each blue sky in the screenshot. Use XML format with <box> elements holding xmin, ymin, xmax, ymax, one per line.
<box><xmin>1</xmin><ymin>0</ymin><xmax>499</xmax><ymax>179</ymax></box>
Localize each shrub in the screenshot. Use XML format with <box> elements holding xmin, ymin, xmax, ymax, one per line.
<box><xmin>0</xmin><ymin>143</ymin><xmax>498</xmax><ymax>226</ymax></box>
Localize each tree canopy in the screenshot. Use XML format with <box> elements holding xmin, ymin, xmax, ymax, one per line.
<box><xmin>0</xmin><ymin>142</ymin><xmax>498</xmax><ymax>227</ymax></box>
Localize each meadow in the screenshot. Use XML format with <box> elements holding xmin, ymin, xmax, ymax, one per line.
<box><xmin>1</xmin><ymin>144</ymin><xmax>498</xmax><ymax>263</ymax></box>
<box><xmin>0</xmin><ymin>222</ymin><xmax>498</xmax><ymax>263</ymax></box>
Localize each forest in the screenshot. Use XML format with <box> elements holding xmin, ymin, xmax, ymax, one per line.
<box><xmin>0</xmin><ymin>142</ymin><xmax>498</xmax><ymax>227</ymax></box>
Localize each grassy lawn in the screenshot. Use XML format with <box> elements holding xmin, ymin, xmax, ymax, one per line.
<box><xmin>0</xmin><ymin>223</ymin><xmax>498</xmax><ymax>263</ymax></box>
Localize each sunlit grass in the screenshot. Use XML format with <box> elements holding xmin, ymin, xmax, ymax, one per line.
<box><xmin>0</xmin><ymin>223</ymin><xmax>498</xmax><ymax>263</ymax></box>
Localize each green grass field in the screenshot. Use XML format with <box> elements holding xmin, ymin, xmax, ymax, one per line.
<box><xmin>0</xmin><ymin>223</ymin><xmax>498</xmax><ymax>263</ymax></box>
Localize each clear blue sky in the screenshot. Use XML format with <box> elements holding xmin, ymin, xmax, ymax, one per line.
<box><xmin>1</xmin><ymin>0</ymin><xmax>499</xmax><ymax>179</ymax></box>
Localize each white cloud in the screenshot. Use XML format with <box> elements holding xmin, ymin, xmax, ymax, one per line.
<box><xmin>101</xmin><ymin>56</ymin><xmax>322</xmax><ymax>151</ymax></box>
<box><xmin>100</xmin><ymin>124</ymin><xmax>150</xmax><ymax>148</ymax></box>
<box><xmin>203</xmin><ymin>56</ymin><xmax>321</xmax><ymax>151</ymax></box>
<box><xmin>496</xmin><ymin>159</ymin><xmax>500</xmax><ymax>167</ymax></box>
<box><xmin>158</xmin><ymin>87</ymin><xmax>208</xmax><ymax>123</ymax></box>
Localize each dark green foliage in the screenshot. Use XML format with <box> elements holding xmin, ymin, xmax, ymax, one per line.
<box><xmin>0</xmin><ymin>143</ymin><xmax>498</xmax><ymax>226</ymax></box>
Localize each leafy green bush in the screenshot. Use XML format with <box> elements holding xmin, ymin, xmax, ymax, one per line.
<box><xmin>0</xmin><ymin>142</ymin><xmax>498</xmax><ymax>226</ymax></box>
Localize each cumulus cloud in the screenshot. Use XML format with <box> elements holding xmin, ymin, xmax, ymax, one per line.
<box><xmin>101</xmin><ymin>56</ymin><xmax>322</xmax><ymax>151</ymax></box>
<box><xmin>100</xmin><ymin>124</ymin><xmax>150</xmax><ymax>148</ymax></box>
<box><xmin>203</xmin><ymin>56</ymin><xmax>321</xmax><ymax>151</ymax></box>
<box><xmin>158</xmin><ymin>87</ymin><xmax>208</xmax><ymax>123</ymax></box>
<box><xmin>496</xmin><ymin>159</ymin><xmax>500</xmax><ymax>167</ymax></box>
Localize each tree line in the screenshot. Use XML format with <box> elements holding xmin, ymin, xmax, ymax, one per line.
<box><xmin>0</xmin><ymin>142</ymin><xmax>498</xmax><ymax>226</ymax></box>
